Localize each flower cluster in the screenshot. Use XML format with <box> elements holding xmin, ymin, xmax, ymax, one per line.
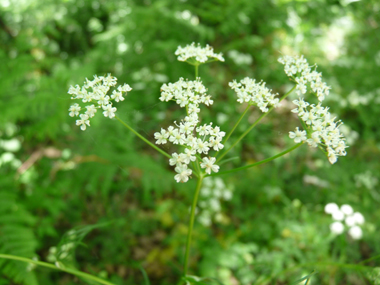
<box><xmin>155</xmin><ymin>78</ymin><xmax>225</xmax><ymax>182</ymax></box>
<box><xmin>325</xmin><ymin>203</ymin><xmax>365</xmax><ymax>240</ymax></box>
<box><xmin>229</xmin><ymin>78</ymin><xmax>280</xmax><ymax>112</ymax></box>
<box><xmin>279</xmin><ymin>55</ymin><xmax>348</xmax><ymax>164</ymax></box>
<box><xmin>279</xmin><ymin>55</ymin><xmax>331</xmax><ymax>101</ymax></box>
<box><xmin>175</xmin><ymin>42</ymin><xmax>225</xmax><ymax>64</ymax></box>
<box><xmin>68</xmin><ymin>74</ymin><xmax>132</xmax><ymax>130</ymax></box>
<box><xmin>197</xmin><ymin>177</ymin><xmax>233</xmax><ymax>226</ymax></box>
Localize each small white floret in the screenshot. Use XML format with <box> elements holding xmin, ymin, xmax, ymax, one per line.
<box><xmin>69</xmin><ymin>103</ymin><xmax>81</xmax><ymax>117</ymax></box>
<box><xmin>174</xmin><ymin>164</ymin><xmax>192</xmax><ymax>183</ymax></box>
<box><xmin>324</xmin><ymin>203</ymin><xmax>339</xmax><ymax>214</ymax></box>
<box><xmin>341</xmin><ymin>204</ymin><xmax>354</xmax><ymax>215</ymax></box>
<box><xmin>330</xmin><ymin>221</ymin><xmax>344</xmax><ymax>235</ymax></box>
<box><xmin>200</xmin><ymin>157</ymin><xmax>219</xmax><ymax>175</ymax></box>
<box><xmin>102</xmin><ymin>104</ymin><xmax>117</xmax><ymax>118</ymax></box>
<box><xmin>352</xmin><ymin>212</ymin><xmax>365</xmax><ymax>225</ymax></box>
<box><xmin>332</xmin><ymin>210</ymin><xmax>345</xmax><ymax>221</ymax></box>
<box><xmin>76</xmin><ymin>114</ymin><xmax>90</xmax><ymax>131</ymax></box>
<box><xmin>289</xmin><ymin>127</ymin><xmax>307</xmax><ymax>143</ymax></box>
<box><xmin>348</xmin><ymin>225</ymin><xmax>363</xmax><ymax>240</ymax></box>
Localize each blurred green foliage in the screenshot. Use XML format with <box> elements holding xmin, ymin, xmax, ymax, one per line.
<box><xmin>1</xmin><ymin>0</ymin><xmax>380</xmax><ymax>284</ymax></box>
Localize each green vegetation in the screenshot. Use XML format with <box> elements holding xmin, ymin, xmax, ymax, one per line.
<box><xmin>1</xmin><ymin>0</ymin><xmax>380</xmax><ymax>284</ymax></box>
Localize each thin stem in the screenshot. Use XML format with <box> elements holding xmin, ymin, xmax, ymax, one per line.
<box><xmin>222</xmin><ymin>105</ymin><xmax>250</xmax><ymax>147</ymax></box>
<box><xmin>210</xmin><ymin>143</ymin><xmax>304</xmax><ymax>177</ymax></box>
<box><xmin>115</xmin><ymin>115</ymin><xmax>171</xmax><ymax>159</ymax></box>
<box><xmin>183</xmin><ymin>174</ymin><xmax>204</xmax><ymax>276</ymax></box>
<box><xmin>194</xmin><ymin>157</ymin><xmax>202</xmax><ymax>176</ymax></box>
<box><xmin>0</xmin><ymin>254</ymin><xmax>115</xmax><ymax>285</ymax></box>
<box><xmin>195</xmin><ymin>64</ymin><xmax>199</xmax><ymax>78</ymax></box>
<box><xmin>216</xmin><ymin>85</ymin><xmax>297</xmax><ymax>163</ymax></box>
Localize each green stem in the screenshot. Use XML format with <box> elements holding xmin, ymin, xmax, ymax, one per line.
<box><xmin>210</xmin><ymin>143</ymin><xmax>304</xmax><ymax>177</ymax></box>
<box><xmin>195</xmin><ymin>64</ymin><xmax>199</xmax><ymax>78</ymax></box>
<box><xmin>216</xmin><ymin>85</ymin><xmax>297</xmax><ymax>163</ymax></box>
<box><xmin>222</xmin><ymin>105</ymin><xmax>250</xmax><ymax>147</ymax></box>
<box><xmin>115</xmin><ymin>115</ymin><xmax>171</xmax><ymax>159</ymax></box>
<box><xmin>183</xmin><ymin>174</ymin><xmax>204</xmax><ymax>276</ymax></box>
<box><xmin>0</xmin><ymin>254</ymin><xmax>115</xmax><ymax>285</ymax></box>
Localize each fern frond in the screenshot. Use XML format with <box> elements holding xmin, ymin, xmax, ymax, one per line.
<box><xmin>0</xmin><ymin>192</ymin><xmax>39</xmax><ymax>285</ymax></box>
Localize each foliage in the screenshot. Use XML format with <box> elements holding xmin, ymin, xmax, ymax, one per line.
<box><xmin>1</xmin><ymin>0</ymin><xmax>380</xmax><ymax>284</ymax></box>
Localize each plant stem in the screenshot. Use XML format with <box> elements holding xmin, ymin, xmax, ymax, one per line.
<box><xmin>222</xmin><ymin>105</ymin><xmax>250</xmax><ymax>147</ymax></box>
<box><xmin>115</xmin><ymin>115</ymin><xmax>171</xmax><ymax>159</ymax></box>
<box><xmin>195</xmin><ymin>64</ymin><xmax>199</xmax><ymax>78</ymax></box>
<box><xmin>183</xmin><ymin>174</ymin><xmax>204</xmax><ymax>276</ymax></box>
<box><xmin>210</xmin><ymin>143</ymin><xmax>304</xmax><ymax>177</ymax></box>
<box><xmin>0</xmin><ymin>254</ymin><xmax>115</xmax><ymax>285</ymax></box>
<box><xmin>216</xmin><ymin>84</ymin><xmax>297</xmax><ymax>163</ymax></box>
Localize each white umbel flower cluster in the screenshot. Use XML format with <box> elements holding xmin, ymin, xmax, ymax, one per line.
<box><xmin>155</xmin><ymin>78</ymin><xmax>225</xmax><ymax>182</ymax></box>
<box><xmin>197</xmin><ymin>177</ymin><xmax>233</xmax><ymax>226</ymax></box>
<box><xmin>68</xmin><ymin>74</ymin><xmax>132</xmax><ymax>130</ymax></box>
<box><xmin>279</xmin><ymin>55</ymin><xmax>348</xmax><ymax>164</ymax></box>
<box><xmin>175</xmin><ymin>43</ymin><xmax>225</xmax><ymax>63</ymax></box>
<box><xmin>325</xmin><ymin>202</ymin><xmax>365</xmax><ymax>240</ymax></box>
<box><xmin>229</xmin><ymin>77</ymin><xmax>280</xmax><ymax>112</ymax></box>
<box><xmin>279</xmin><ymin>55</ymin><xmax>331</xmax><ymax>101</ymax></box>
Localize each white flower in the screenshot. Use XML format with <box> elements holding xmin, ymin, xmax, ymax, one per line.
<box><xmin>154</xmin><ymin>129</ymin><xmax>169</xmax><ymax>144</ymax></box>
<box><xmin>230</xmin><ymin>78</ymin><xmax>279</xmax><ymax>112</ymax></box>
<box><xmin>102</xmin><ymin>104</ymin><xmax>117</xmax><ymax>118</ymax></box>
<box><xmin>328</xmin><ymin>150</ymin><xmax>338</xmax><ymax>164</ymax></box>
<box><xmin>228</xmin><ymin>80</ymin><xmax>241</xmax><ymax>90</ymax></box>
<box><xmin>111</xmin><ymin>90</ymin><xmax>124</xmax><ymax>102</ymax></box>
<box><xmin>169</xmin><ymin>129</ymin><xmax>186</xmax><ymax>145</ymax></box>
<box><xmin>200</xmin><ymin>157</ymin><xmax>219</xmax><ymax>174</ymax></box>
<box><xmin>68</xmin><ymin>74</ymin><xmax>132</xmax><ymax>130</ymax></box>
<box><xmin>174</xmin><ymin>164</ymin><xmax>192</xmax><ymax>183</ymax></box>
<box><xmin>289</xmin><ymin>127</ymin><xmax>307</xmax><ymax>143</ymax></box>
<box><xmin>97</xmin><ymin>94</ymin><xmax>110</xmax><ymax>106</ymax></box>
<box><xmin>196</xmin><ymin>139</ymin><xmax>210</xmax><ymax>154</ymax></box>
<box><xmin>223</xmin><ymin>190</ymin><xmax>232</xmax><ymax>201</ymax></box>
<box><xmin>159</xmin><ymin>92</ymin><xmax>173</xmax><ymax>101</ymax></box>
<box><xmin>102</xmin><ymin>73</ymin><xmax>117</xmax><ymax>86</ymax></box>
<box><xmin>182</xmin><ymin>148</ymin><xmax>196</xmax><ymax>164</ymax></box>
<box><xmin>352</xmin><ymin>212</ymin><xmax>365</xmax><ymax>225</ymax></box>
<box><xmin>332</xmin><ymin>210</ymin><xmax>345</xmax><ymax>221</ymax></box>
<box><xmin>348</xmin><ymin>226</ymin><xmax>363</xmax><ymax>240</ymax></box>
<box><xmin>209</xmin><ymin>138</ymin><xmax>224</xmax><ymax>151</ymax></box>
<box><xmin>209</xmin><ymin>198</ymin><xmax>221</xmax><ymax>212</ymax></box>
<box><xmin>118</xmin><ymin>83</ymin><xmax>132</xmax><ymax>92</ymax></box>
<box><xmin>345</xmin><ymin>215</ymin><xmax>356</xmax><ymax>227</ymax></box>
<box><xmin>68</xmin><ymin>85</ymin><xmax>80</xmax><ymax>98</ymax></box>
<box><xmin>85</xmin><ymin>105</ymin><xmax>97</xmax><ymax>118</ymax></box>
<box><xmin>324</xmin><ymin>203</ymin><xmax>339</xmax><ymax>214</ymax></box>
<box><xmin>341</xmin><ymin>204</ymin><xmax>354</xmax><ymax>215</ymax></box>
<box><xmin>157</xmin><ymin>75</ymin><xmax>225</xmax><ymax>183</ymax></box>
<box><xmin>330</xmin><ymin>221</ymin><xmax>344</xmax><ymax>235</ymax></box>
<box><xmin>169</xmin><ymin>153</ymin><xmax>184</xmax><ymax>166</ymax></box>
<box><xmin>280</xmin><ymin>55</ymin><xmax>347</xmax><ymax>164</ymax></box>
<box><xmin>175</xmin><ymin>43</ymin><xmax>224</xmax><ymax>63</ymax></box>
<box><xmin>76</xmin><ymin>114</ymin><xmax>90</xmax><ymax>131</ymax></box>
<box><xmin>198</xmin><ymin>212</ymin><xmax>212</xmax><ymax>226</ymax></box>
<box><xmin>69</xmin><ymin>103</ymin><xmax>81</xmax><ymax>117</ymax></box>
<box><xmin>82</xmin><ymin>90</ymin><xmax>93</xmax><ymax>103</ymax></box>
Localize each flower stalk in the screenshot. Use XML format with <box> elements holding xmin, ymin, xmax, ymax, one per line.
<box><xmin>0</xmin><ymin>254</ymin><xmax>115</xmax><ymax>285</ymax></box>
<box><xmin>216</xmin><ymin>84</ymin><xmax>297</xmax><ymax>163</ymax></box>
<box><xmin>183</xmin><ymin>174</ymin><xmax>205</xmax><ymax>276</ymax></box>
<box><xmin>115</xmin><ymin>116</ymin><xmax>171</xmax><ymax>159</ymax></box>
<box><xmin>210</xmin><ymin>143</ymin><xmax>304</xmax><ymax>177</ymax></box>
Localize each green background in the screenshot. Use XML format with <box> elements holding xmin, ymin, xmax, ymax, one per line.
<box><xmin>0</xmin><ymin>0</ymin><xmax>379</xmax><ymax>284</ymax></box>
